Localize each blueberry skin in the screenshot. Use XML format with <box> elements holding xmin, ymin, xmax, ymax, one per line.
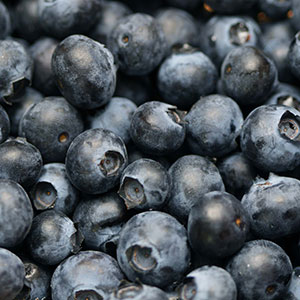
<box><xmin>87</xmin><ymin>97</ymin><xmax>137</xmax><ymax>145</ymax></box>
<box><xmin>90</xmin><ymin>1</ymin><xmax>132</xmax><ymax>45</ymax></box>
<box><xmin>0</xmin><ymin>138</ymin><xmax>43</xmax><ymax>188</ymax></box>
<box><xmin>4</xmin><ymin>87</ymin><xmax>43</xmax><ymax>137</ymax></box>
<box><xmin>242</xmin><ymin>174</ymin><xmax>300</xmax><ymax>239</ymax></box>
<box><xmin>218</xmin><ymin>152</ymin><xmax>258</xmax><ymax>200</ymax></box>
<box><xmin>226</xmin><ymin>240</ymin><xmax>293</xmax><ymax>300</ymax></box>
<box><xmin>179</xmin><ymin>266</ymin><xmax>237</xmax><ymax>300</ymax></box>
<box><xmin>118</xmin><ymin>158</ymin><xmax>170</xmax><ymax>210</ymax></box>
<box><xmin>38</xmin><ymin>0</ymin><xmax>101</xmax><ymax>39</ymax></box>
<box><xmin>30</xmin><ymin>163</ymin><xmax>79</xmax><ymax>215</ymax></box>
<box><xmin>117</xmin><ymin>211</ymin><xmax>191</xmax><ymax>288</ymax></box>
<box><xmin>157</xmin><ymin>48</ymin><xmax>218</xmax><ymax>109</ymax></box>
<box><xmin>108</xmin><ymin>13</ymin><xmax>167</xmax><ymax>75</ymax></box>
<box><xmin>259</xmin><ymin>0</ymin><xmax>292</xmax><ymax>19</ymax></box>
<box><xmin>240</xmin><ymin>105</ymin><xmax>300</xmax><ymax>172</ymax></box>
<box><xmin>73</xmin><ymin>191</ymin><xmax>126</xmax><ymax>252</ymax></box>
<box><xmin>52</xmin><ymin>34</ymin><xmax>116</xmax><ymax>110</ymax></box>
<box><xmin>66</xmin><ymin>128</ymin><xmax>128</xmax><ymax>194</ymax></box>
<box><xmin>0</xmin><ymin>40</ymin><xmax>33</xmax><ymax>102</ymax></box>
<box><xmin>51</xmin><ymin>250</ymin><xmax>124</xmax><ymax>300</ymax></box>
<box><xmin>109</xmin><ymin>282</ymin><xmax>169</xmax><ymax>300</ymax></box>
<box><xmin>155</xmin><ymin>8</ymin><xmax>199</xmax><ymax>51</ymax></box>
<box><xmin>26</xmin><ymin>210</ymin><xmax>83</xmax><ymax>266</ymax></box>
<box><xmin>291</xmin><ymin>0</ymin><xmax>300</xmax><ymax>32</ymax></box>
<box><xmin>165</xmin><ymin>155</ymin><xmax>225</xmax><ymax>223</ymax></box>
<box><xmin>202</xmin><ymin>16</ymin><xmax>261</xmax><ymax>67</ymax></box>
<box><xmin>188</xmin><ymin>191</ymin><xmax>249</xmax><ymax>258</ymax></box>
<box><xmin>0</xmin><ymin>103</ymin><xmax>10</xmax><ymax>143</ymax></box>
<box><xmin>30</xmin><ymin>37</ymin><xmax>59</xmax><ymax>96</ymax></box>
<box><xmin>0</xmin><ymin>248</ymin><xmax>25</xmax><ymax>300</ymax></box>
<box><xmin>288</xmin><ymin>32</ymin><xmax>300</xmax><ymax>81</ymax></box>
<box><xmin>130</xmin><ymin>101</ymin><xmax>186</xmax><ymax>156</ymax></box>
<box><xmin>185</xmin><ymin>95</ymin><xmax>243</xmax><ymax>157</ymax></box>
<box><xmin>221</xmin><ymin>46</ymin><xmax>278</xmax><ymax>106</ymax></box>
<box><xmin>19</xmin><ymin>96</ymin><xmax>84</xmax><ymax>163</ymax></box>
<box><xmin>204</xmin><ymin>0</ymin><xmax>257</xmax><ymax>14</ymax></box>
<box><xmin>0</xmin><ymin>2</ymin><xmax>11</xmax><ymax>39</ymax></box>
<box><xmin>287</xmin><ymin>267</ymin><xmax>300</xmax><ymax>299</ymax></box>
<box><xmin>0</xmin><ymin>179</ymin><xmax>33</xmax><ymax>248</ymax></box>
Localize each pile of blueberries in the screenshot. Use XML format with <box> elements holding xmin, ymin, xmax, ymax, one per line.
<box><xmin>2</xmin><ymin>0</ymin><xmax>300</xmax><ymax>299</ymax></box>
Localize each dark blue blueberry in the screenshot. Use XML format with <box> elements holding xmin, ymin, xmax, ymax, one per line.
<box><xmin>240</xmin><ymin>105</ymin><xmax>300</xmax><ymax>172</ymax></box>
<box><xmin>87</xmin><ymin>97</ymin><xmax>137</xmax><ymax>145</ymax></box>
<box><xmin>288</xmin><ymin>32</ymin><xmax>300</xmax><ymax>81</ymax></box>
<box><xmin>185</xmin><ymin>94</ymin><xmax>244</xmax><ymax>157</ymax></box>
<box><xmin>51</xmin><ymin>250</ymin><xmax>124</xmax><ymax>300</ymax></box>
<box><xmin>52</xmin><ymin>34</ymin><xmax>116</xmax><ymax>109</ymax></box>
<box><xmin>26</xmin><ymin>210</ymin><xmax>83</xmax><ymax>265</ymax></box>
<box><xmin>0</xmin><ymin>40</ymin><xmax>33</xmax><ymax>103</ymax></box>
<box><xmin>38</xmin><ymin>0</ymin><xmax>101</xmax><ymax>39</ymax></box>
<box><xmin>0</xmin><ymin>103</ymin><xmax>10</xmax><ymax>143</ymax></box>
<box><xmin>30</xmin><ymin>37</ymin><xmax>59</xmax><ymax>96</ymax></box>
<box><xmin>221</xmin><ymin>46</ymin><xmax>278</xmax><ymax>106</ymax></box>
<box><xmin>218</xmin><ymin>152</ymin><xmax>258</xmax><ymax>199</ymax></box>
<box><xmin>30</xmin><ymin>163</ymin><xmax>79</xmax><ymax>215</ymax></box>
<box><xmin>108</xmin><ymin>13</ymin><xmax>167</xmax><ymax>75</ymax></box>
<box><xmin>0</xmin><ymin>138</ymin><xmax>43</xmax><ymax>188</ymax></box>
<box><xmin>178</xmin><ymin>266</ymin><xmax>237</xmax><ymax>300</ymax></box>
<box><xmin>0</xmin><ymin>2</ymin><xmax>11</xmax><ymax>39</ymax></box>
<box><xmin>226</xmin><ymin>240</ymin><xmax>293</xmax><ymax>300</ymax></box>
<box><xmin>118</xmin><ymin>158</ymin><xmax>170</xmax><ymax>210</ymax></box>
<box><xmin>259</xmin><ymin>0</ymin><xmax>292</xmax><ymax>19</ymax></box>
<box><xmin>242</xmin><ymin>174</ymin><xmax>300</xmax><ymax>239</ymax></box>
<box><xmin>109</xmin><ymin>281</ymin><xmax>169</xmax><ymax>300</ymax></box>
<box><xmin>202</xmin><ymin>16</ymin><xmax>260</xmax><ymax>67</ymax></box>
<box><xmin>90</xmin><ymin>1</ymin><xmax>132</xmax><ymax>45</ymax></box>
<box><xmin>73</xmin><ymin>191</ymin><xmax>126</xmax><ymax>253</ymax></box>
<box><xmin>203</xmin><ymin>0</ymin><xmax>257</xmax><ymax>14</ymax></box>
<box><xmin>130</xmin><ymin>101</ymin><xmax>186</xmax><ymax>155</ymax></box>
<box><xmin>19</xmin><ymin>96</ymin><xmax>84</xmax><ymax>163</ymax></box>
<box><xmin>188</xmin><ymin>191</ymin><xmax>250</xmax><ymax>258</ymax></box>
<box><xmin>66</xmin><ymin>128</ymin><xmax>128</xmax><ymax>194</ymax></box>
<box><xmin>0</xmin><ymin>248</ymin><xmax>25</xmax><ymax>300</ymax></box>
<box><xmin>290</xmin><ymin>0</ymin><xmax>300</xmax><ymax>32</ymax></box>
<box><xmin>0</xmin><ymin>179</ymin><xmax>33</xmax><ymax>248</ymax></box>
<box><xmin>117</xmin><ymin>211</ymin><xmax>190</xmax><ymax>288</ymax></box>
<box><xmin>165</xmin><ymin>155</ymin><xmax>225</xmax><ymax>222</ymax></box>
<box><xmin>157</xmin><ymin>46</ymin><xmax>218</xmax><ymax>109</ymax></box>
<box><xmin>287</xmin><ymin>267</ymin><xmax>300</xmax><ymax>299</ymax></box>
<box><xmin>155</xmin><ymin>8</ymin><xmax>199</xmax><ymax>52</ymax></box>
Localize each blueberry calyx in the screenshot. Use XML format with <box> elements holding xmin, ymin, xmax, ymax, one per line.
<box><xmin>114</xmin><ymin>282</ymin><xmax>142</xmax><ymax>299</ymax></box>
<box><xmin>31</xmin><ymin>181</ymin><xmax>57</xmax><ymax>210</ymax></box>
<box><xmin>167</xmin><ymin>107</ymin><xmax>187</xmax><ymax>126</ymax></box>
<box><xmin>277</xmin><ymin>96</ymin><xmax>300</xmax><ymax>110</ymax></box>
<box><xmin>179</xmin><ymin>278</ymin><xmax>197</xmax><ymax>300</ymax></box>
<box><xmin>171</xmin><ymin>43</ymin><xmax>198</xmax><ymax>55</ymax></box>
<box><xmin>98</xmin><ymin>151</ymin><xmax>125</xmax><ymax>177</ymax></box>
<box><xmin>229</xmin><ymin>22</ymin><xmax>251</xmax><ymax>46</ymax></box>
<box><xmin>74</xmin><ymin>289</ymin><xmax>103</xmax><ymax>300</ymax></box>
<box><xmin>278</xmin><ymin>111</ymin><xmax>300</xmax><ymax>141</ymax></box>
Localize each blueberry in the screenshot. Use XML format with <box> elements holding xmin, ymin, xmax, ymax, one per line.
<box><xmin>221</xmin><ymin>46</ymin><xmax>278</xmax><ymax>106</ymax></box>
<box><xmin>0</xmin><ymin>103</ymin><xmax>10</xmax><ymax>143</ymax></box>
<box><xmin>288</xmin><ymin>32</ymin><xmax>300</xmax><ymax>81</ymax></box>
<box><xmin>157</xmin><ymin>46</ymin><xmax>218</xmax><ymax>109</ymax></box>
<box><xmin>178</xmin><ymin>266</ymin><xmax>237</xmax><ymax>300</ymax></box>
<box><xmin>117</xmin><ymin>211</ymin><xmax>190</xmax><ymax>288</ymax></box>
<box><xmin>290</xmin><ymin>0</ymin><xmax>300</xmax><ymax>32</ymax></box>
<box><xmin>0</xmin><ymin>248</ymin><xmax>25</xmax><ymax>300</ymax></box>
<box><xmin>51</xmin><ymin>250</ymin><xmax>124</xmax><ymax>300</ymax></box>
<box><xmin>226</xmin><ymin>240</ymin><xmax>293</xmax><ymax>300</ymax></box>
<box><xmin>0</xmin><ymin>179</ymin><xmax>33</xmax><ymax>248</ymax></box>
<box><xmin>130</xmin><ymin>101</ymin><xmax>186</xmax><ymax>155</ymax></box>
<box><xmin>218</xmin><ymin>152</ymin><xmax>258</xmax><ymax>199</ymax></box>
<box><xmin>30</xmin><ymin>37</ymin><xmax>59</xmax><ymax>96</ymax></box>
<box><xmin>26</xmin><ymin>210</ymin><xmax>83</xmax><ymax>265</ymax></box>
<box><xmin>109</xmin><ymin>281</ymin><xmax>169</xmax><ymax>300</ymax></box>
<box><xmin>38</xmin><ymin>0</ymin><xmax>101</xmax><ymax>39</ymax></box>
<box><xmin>203</xmin><ymin>0</ymin><xmax>257</xmax><ymax>14</ymax></box>
<box><xmin>0</xmin><ymin>40</ymin><xmax>33</xmax><ymax>103</ymax></box>
<box><xmin>185</xmin><ymin>94</ymin><xmax>243</xmax><ymax>157</ymax></box>
<box><xmin>87</xmin><ymin>97</ymin><xmax>137</xmax><ymax>145</ymax></box>
<box><xmin>259</xmin><ymin>0</ymin><xmax>292</xmax><ymax>19</ymax></box>
<box><xmin>30</xmin><ymin>163</ymin><xmax>79</xmax><ymax>215</ymax></box>
<box><xmin>0</xmin><ymin>137</ymin><xmax>43</xmax><ymax>188</ymax></box>
<box><xmin>108</xmin><ymin>13</ymin><xmax>167</xmax><ymax>75</ymax></box>
<box><xmin>287</xmin><ymin>267</ymin><xmax>300</xmax><ymax>299</ymax></box>
<box><xmin>19</xmin><ymin>96</ymin><xmax>84</xmax><ymax>163</ymax></box>
<box><xmin>52</xmin><ymin>34</ymin><xmax>116</xmax><ymax>109</ymax></box>
<box><xmin>73</xmin><ymin>191</ymin><xmax>126</xmax><ymax>253</ymax></box>
<box><xmin>165</xmin><ymin>155</ymin><xmax>225</xmax><ymax>222</ymax></box>
<box><xmin>90</xmin><ymin>1</ymin><xmax>132</xmax><ymax>45</ymax></box>
<box><xmin>242</xmin><ymin>174</ymin><xmax>300</xmax><ymax>239</ymax></box>
<box><xmin>118</xmin><ymin>158</ymin><xmax>170</xmax><ymax>210</ymax></box>
<box><xmin>66</xmin><ymin>128</ymin><xmax>128</xmax><ymax>194</ymax></box>
<box><xmin>240</xmin><ymin>105</ymin><xmax>300</xmax><ymax>172</ymax></box>
<box><xmin>0</xmin><ymin>2</ymin><xmax>11</xmax><ymax>39</ymax></box>
<box><xmin>188</xmin><ymin>191</ymin><xmax>249</xmax><ymax>258</ymax></box>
